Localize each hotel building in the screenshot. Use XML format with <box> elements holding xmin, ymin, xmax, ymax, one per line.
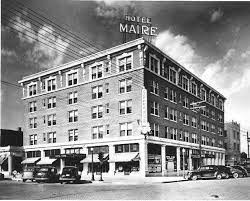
<box><xmin>18</xmin><ymin>38</ymin><xmax>226</xmax><ymax>178</ymax></box>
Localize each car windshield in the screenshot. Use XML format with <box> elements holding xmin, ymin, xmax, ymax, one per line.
<box><xmin>62</xmin><ymin>168</ymin><xmax>75</xmax><ymax>174</ymax></box>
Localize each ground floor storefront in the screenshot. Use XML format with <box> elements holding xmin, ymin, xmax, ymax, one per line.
<box><xmin>21</xmin><ymin>136</ymin><xmax>225</xmax><ymax>178</ymax></box>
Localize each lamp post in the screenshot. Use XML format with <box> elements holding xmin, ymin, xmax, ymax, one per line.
<box><xmin>182</xmin><ymin>148</ymin><xmax>185</xmax><ymax>177</ymax></box>
<box><xmin>91</xmin><ymin>147</ymin><xmax>94</xmax><ymax>181</ymax></box>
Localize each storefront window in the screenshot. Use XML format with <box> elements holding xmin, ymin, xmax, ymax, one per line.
<box><xmin>88</xmin><ymin>162</ymin><xmax>109</xmax><ymax>173</ymax></box>
<box><xmin>115</xmin><ymin>161</ymin><xmax>139</xmax><ymax>173</ymax></box>
<box><xmin>115</xmin><ymin>143</ymin><xmax>139</xmax><ymax>153</ymax></box>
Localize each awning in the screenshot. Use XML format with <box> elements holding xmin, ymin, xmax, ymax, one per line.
<box><xmin>109</xmin><ymin>152</ymin><xmax>140</xmax><ymax>162</ymax></box>
<box><xmin>80</xmin><ymin>154</ymin><xmax>109</xmax><ymax>163</ymax></box>
<box><xmin>36</xmin><ymin>157</ymin><xmax>57</xmax><ymax>165</ymax></box>
<box><xmin>21</xmin><ymin>157</ymin><xmax>40</xmax><ymax>164</ymax></box>
<box><xmin>0</xmin><ymin>153</ymin><xmax>9</xmax><ymax>165</ymax></box>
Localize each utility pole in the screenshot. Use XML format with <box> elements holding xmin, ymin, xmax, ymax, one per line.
<box><xmin>190</xmin><ymin>101</ymin><xmax>206</xmax><ymax>168</ymax></box>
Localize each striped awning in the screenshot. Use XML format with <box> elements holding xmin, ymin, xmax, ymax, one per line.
<box><xmin>0</xmin><ymin>153</ymin><xmax>9</xmax><ymax>165</ymax></box>
<box><xmin>109</xmin><ymin>152</ymin><xmax>140</xmax><ymax>162</ymax></box>
<box><xmin>36</xmin><ymin>157</ymin><xmax>57</xmax><ymax>165</ymax></box>
<box><xmin>21</xmin><ymin>157</ymin><xmax>40</xmax><ymax>164</ymax></box>
<box><xmin>80</xmin><ymin>154</ymin><xmax>109</xmax><ymax>163</ymax></box>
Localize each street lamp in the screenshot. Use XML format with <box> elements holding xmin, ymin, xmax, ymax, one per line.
<box><xmin>90</xmin><ymin>147</ymin><xmax>94</xmax><ymax>181</ymax></box>
<box><xmin>182</xmin><ymin>148</ymin><xmax>185</xmax><ymax>177</ymax></box>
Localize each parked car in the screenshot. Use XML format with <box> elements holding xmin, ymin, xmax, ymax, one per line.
<box><xmin>217</xmin><ymin>165</ymin><xmax>243</xmax><ymax>178</ymax></box>
<box><xmin>59</xmin><ymin>166</ymin><xmax>81</xmax><ymax>184</ymax></box>
<box><xmin>185</xmin><ymin>165</ymin><xmax>227</xmax><ymax>180</ymax></box>
<box><xmin>232</xmin><ymin>165</ymin><xmax>248</xmax><ymax>177</ymax></box>
<box><xmin>22</xmin><ymin>167</ymin><xmax>39</xmax><ymax>182</ymax></box>
<box><xmin>34</xmin><ymin>167</ymin><xmax>59</xmax><ymax>183</ymax></box>
<box><xmin>0</xmin><ymin>172</ymin><xmax>4</xmax><ymax>180</ymax></box>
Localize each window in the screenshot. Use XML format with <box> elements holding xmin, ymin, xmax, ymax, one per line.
<box><xmin>119</xmin><ymin>100</ymin><xmax>132</xmax><ymax>115</ymax></box>
<box><xmin>29</xmin><ymin>134</ymin><xmax>37</xmax><ymax>145</ymax></box>
<box><xmin>105</xmin><ymin>103</ymin><xmax>110</xmax><ymax>114</ymax></box>
<box><xmin>211</xmin><ymin>110</ymin><xmax>215</xmax><ymax>120</ymax></box>
<box><xmin>68</xmin><ymin>91</ymin><xmax>78</xmax><ymax>104</ymax></box>
<box><xmin>92</xmin><ymin>105</ymin><xmax>103</xmax><ymax>119</ymax></box>
<box><xmin>218</xmin><ymin>140</ymin><xmax>223</xmax><ymax>148</ymax></box>
<box><xmin>211</xmin><ymin>124</ymin><xmax>215</xmax><ymax>133</ymax></box>
<box><xmin>68</xmin><ymin>129</ymin><xmax>78</xmax><ymax>141</ymax></box>
<box><xmin>191</xmin><ymin>133</ymin><xmax>197</xmax><ymax>143</ymax></box>
<box><xmin>91</xmin><ymin>64</ymin><xmax>103</xmax><ymax>80</ymax></box>
<box><xmin>206</xmin><ymin>137</ymin><xmax>210</xmax><ymax>146</ymax></box>
<box><xmin>201</xmin><ymin>136</ymin><xmax>206</xmax><ymax>145</ymax></box>
<box><xmin>119</xmin><ymin>78</ymin><xmax>132</xmax><ymax>93</ymax></box>
<box><xmin>183</xmin><ymin>114</ymin><xmax>189</xmax><ymax>126</ymax></box>
<box><xmin>149</xmin><ymin>55</ymin><xmax>160</xmax><ymax>74</ymax></box>
<box><xmin>169</xmin><ymin>68</ymin><xmax>177</xmax><ymax>84</ymax></box>
<box><xmin>69</xmin><ymin>110</ymin><xmax>78</xmax><ymax>122</ymax></box>
<box><xmin>164</xmin><ymin>106</ymin><xmax>169</xmax><ymax>119</ymax></box>
<box><xmin>184</xmin><ymin>131</ymin><xmax>189</xmax><ymax>142</ymax></box>
<box><xmin>48</xmin><ymin>132</ymin><xmax>56</xmax><ymax>143</ymax></box>
<box><xmin>29</xmin><ymin>117</ymin><xmax>37</xmax><ymax>129</ymax></box>
<box><xmin>201</xmin><ymin>107</ymin><xmax>206</xmax><ymax>116</ymax></box>
<box><xmin>183</xmin><ymin>96</ymin><xmax>189</xmax><ymax>108</ymax></box>
<box><xmin>115</xmin><ymin>143</ymin><xmax>139</xmax><ymax>153</ymax></box>
<box><xmin>211</xmin><ymin>94</ymin><xmax>215</xmax><ymax>106</ymax></box>
<box><xmin>28</xmin><ymin>83</ymin><xmax>37</xmax><ymax>96</ymax></box>
<box><xmin>150</xmin><ymin>80</ymin><xmax>159</xmax><ymax>95</ymax></box>
<box><xmin>105</xmin><ymin>83</ymin><xmax>109</xmax><ymax>94</ymax></box>
<box><xmin>182</xmin><ymin>77</ymin><xmax>189</xmax><ymax>91</ymax></box>
<box><xmin>219</xmin><ymin>100</ymin><xmax>223</xmax><ymax>110</ymax></box>
<box><xmin>106</xmin><ymin>125</ymin><xmax>110</xmax><ymax>135</ymax></box>
<box><xmin>47</xmin><ymin>78</ymin><xmax>56</xmax><ymax>91</ymax></box>
<box><xmin>211</xmin><ymin>138</ymin><xmax>215</xmax><ymax>146</ymax></box>
<box><xmin>219</xmin><ymin>114</ymin><xmax>223</xmax><ymax>123</ymax></box>
<box><xmin>206</xmin><ymin>122</ymin><xmax>209</xmax><ymax>131</ymax></box>
<box><xmin>27</xmin><ymin>151</ymin><xmax>41</xmax><ymax>158</ymax></box>
<box><xmin>201</xmin><ymin>120</ymin><xmax>206</xmax><ymax>131</ymax></box>
<box><xmin>169</xmin><ymin>89</ymin><xmax>177</xmax><ymax>103</ymax></box>
<box><xmin>118</xmin><ymin>55</ymin><xmax>132</xmax><ymax>72</ymax></box>
<box><xmin>48</xmin><ymin>97</ymin><xmax>56</xmax><ymax>108</ymax></box>
<box><xmin>191</xmin><ymin>117</ymin><xmax>197</xmax><ymax>128</ymax></box>
<box><xmin>201</xmin><ymin>89</ymin><xmax>206</xmax><ymax>101</ymax></box>
<box><xmin>150</xmin><ymin>123</ymin><xmax>159</xmax><ymax>137</ymax></box>
<box><xmin>120</xmin><ymin>122</ymin><xmax>132</xmax><ymax>136</ymax></box>
<box><xmin>43</xmin><ymin>133</ymin><xmax>46</xmax><ymax>142</ymax></box>
<box><xmin>218</xmin><ymin>127</ymin><xmax>223</xmax><ymax>136</ymax></box>
<box><xmin>45</xmin><ymin>149</ymin><xmax>60</xmax><ymax>157</ymax></box>
<box><xmin>169</xmin><ymin>108</ymin><xmax>177</xmax><ymax>122</ymax></box>
<box><xmin>92</xmin><ymin>85</ymin><xmax>103</xmax><ymax>99</ymax></box>
<box><xmin>67</xmin><ymin>72</ymin><xmax>78</xmax><ymax>86</ymax></box>
<box><xmin>165</xmin><ymin>126</ymin><xmax>169</xmax><ymax>138</ymax></box>
<box><xmin>47</xmin><ymin>114</ymin><xmax>56</xmax><ymax>126</ymax></box>
<box><xmin>237</xmin><ymin>132</ymin><xmax>240</xmax><ymax>140</ymax></box>
<box><xmin>191</xmin><ymin>82</ymin><xmax>197</xmax><ymax>95</ymax></box>
<box><xmin>150</xmin><ymin>101</ymin><xmax>159</xmax><ymax>116</ymax></box>
<box><xmin>169</xmin><ymin>127</ymin><xmax>177</xmax><ymax>140</ymax></box>
<box><xmin>42</xmin><ymin>99</ymin><xmax>46</xmax><ymax>107</ymax></box>
<box><xmin>29</xmin><ymin>101</ymin><xmax>37</xmax><ymax>112</ymax></box>
<box><xmin>164</xmin><ymin>87</ymin><xmax>168</xmax><ymax>99</ymax></box>
<box><xmin>179</xmin><ymin>130</ymin><xmax>183</xmax><ymax>140</ymax></box>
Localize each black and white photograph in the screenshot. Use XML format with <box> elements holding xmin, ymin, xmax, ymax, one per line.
<box><xmin>1</xmin><ymin>0</ymin><xmax>250</xmax><ymax>200</ymax></box>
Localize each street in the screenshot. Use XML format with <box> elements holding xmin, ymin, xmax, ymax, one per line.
<box><xmin>0</xmin><ymin>177</ymin><xmax>250</xmax><ymax>200</ymax></box>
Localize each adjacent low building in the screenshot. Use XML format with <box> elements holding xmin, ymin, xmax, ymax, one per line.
<box><xmin>224</xmin><ymin>121</ymin><xmax>241</xmax><ymax>165</ymax></box>
<box><xmin>18</xmin><ymin>38</ymin><xmax>226</xmax><ymax>178</ymax></box>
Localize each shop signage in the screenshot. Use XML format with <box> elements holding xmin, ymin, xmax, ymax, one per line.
<box><xmin>205</xmin><ymin>154</ymin><xmax>215</xmax><ymax>158</ymax></box>
<box><xmin>52</xmin><ymin>153</ymin><xmax>86</xmax><ymax>159</ymax></box>
<box><xmin>141</xmin><ymin>88</ymin><xmax>148</xmax><ymax>126</ymax></box>
<box><xmin>120</xmin><ymin>15</ymin><xmax>158</xmax><ymax>36</ymax></box>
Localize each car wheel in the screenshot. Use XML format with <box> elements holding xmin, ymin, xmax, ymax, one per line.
<box><xmin>22</xmin><ymin>179</ymin><xmax>26</xmax><ymax>182</ymax></box>
<box><xmin>191</xmin><ymin>175</ymin><xmax>198</xmax><ymax>180</ymax></box>
<box><xmin>216</xmin><ymin>173</ymin><xmax>222</xmax><ymax>180</ymax></box>
<box><xmin>233</xmin><ymin>173</ymin><xmax>239</xmax><ymax>178</ymax></box>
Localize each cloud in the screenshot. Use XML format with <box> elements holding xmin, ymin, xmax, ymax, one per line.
<box><xmin>210</xmin><ymin>9</ymin><xmax>224</xmax><ymax>23</ymax></box>
<box><xmin>6</xmin><ymin>14</ymin><xmax>70</xmax><ymax>69</ymax></box>
<box><xmin>154</xmin><ymin>29</ymin><xmax>200</xmax><ymax>74</ymax></box>
<box><xmin>241</xmin><ymin>49</ymin><xmax>250</xmax><ymax>59</ymax></box>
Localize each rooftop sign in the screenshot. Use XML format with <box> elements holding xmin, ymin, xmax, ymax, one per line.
<box><xmin>120</xmin><ymin>15</ymin><xmax>158</xmax><ymax>36</ymax></box>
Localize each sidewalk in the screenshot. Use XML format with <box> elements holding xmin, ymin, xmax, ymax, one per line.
<box><xmin>89</xmin><ymin>176</ymin><xmax>186</xmax><ymax>185</ymax></box>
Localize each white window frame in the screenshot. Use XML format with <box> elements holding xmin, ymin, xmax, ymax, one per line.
<box><xmin>89</xmin><ymin>61</ymin><xmax>104</xmax><ymax>81</ymax></box>
<box><xmin>150</xmin><ymin>101</ymin><xmax>159</xmax><ymax>116</ymax></box>
<box><xmin>92</xmin><ymin>105</ymin><xmax>103</xmax><ymax>119</ymax></box>
<box><xmin>116</xmin><ymin>52</ymin><xmax>133</xmax><ymax>73</ymax></box>
<box><xmin>92</xmin><ymin>85</ymin><xmax>103</xmax><ymax>99</ymax></box>
<box><xmin>119</xmin><ymin>100</ymin><xmax>132</xmax><ymax>115</ymax></box>
<box><xmin>69</xmin><ymin>110</ymin><xmax>78</xmax><ymax>122</ymax></box>
<box><xmin>68</xmin><ymin>91</ymin><xmax>78</xmax><ymax>104</ymax></box>
<box><xmin>119</xmin><ymin>78</ymin><xmax>132</xmax><ymax>94</ymax></box>
<box><xmin>169</xmin><ymin>67</ymin><xmax>177</xmax><ymax>84</ymax></box>
<box><xmin>182</xmin><ymin>76</ymin><xmax>189</xmax><ymax>91</ymax></box>
<box><xmin>66</xmin><ymin>69</ymin><xmax>78</xmax><ymax>87</ymax></box>
<box><xmin>47</xmin><ymin>114</ymin><xmax>56</xmax><ymax>126</ymax></box>
<box><xmin>119</xmin><ymin>122</ymin><xmax>133</xmax><ymax>136</ymax></box>
<box><xmin>201</xmin><ymin>88</ymin><xmax>206</xmax><ymax>101</ymax></box>
<box><xmin>191</xmin><ymin>82</ymin><xmax>197</xmax><ymax>96</ymax></box>
<box><xmin>46</xmin><ymin>76</ymin><xmax>57</xmax><ymax>92</ymax></box>
<box><xmin>149</xmin><ymin>53</ymin><xmax>160</xmax><ymax>75</ymax></box>
<box><xmin>150</xmin><ymin>123</ymin><xmax>159</xmax><ymax>137</ymax></box>
<box><xmin>27</xmin><ymin>82</ymin><xmax>37</xmax><ymax>97</ymax></box>
<box><xmin>68</xmin><ymin>129</ymin><xmax>78</xmax><ymax>142</ymax></box>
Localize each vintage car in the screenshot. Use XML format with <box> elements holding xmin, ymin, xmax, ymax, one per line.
<box><xmin>185</xmin><ymin>165</ymin><xmax>228</xmax><ymax>180</ymax></box>
<box><xmin>59</xmin><ymin>166</ymin><xmax>81</xmax><ymax>184</ymax></box>
<box><xmin>22</xmin><ymin>167</ymin><xmax>39</xmax><ymax>182</ymax></box>
<box><xmin>34</xmin><ymin>167</ymin><xmax>59</xmax><ymax>183</ymax></box>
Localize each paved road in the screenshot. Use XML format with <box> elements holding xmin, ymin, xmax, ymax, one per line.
<box><xmin>0</xmin><ymin>177</ymin><xmax>250</xmax><ymax>200</ymax></box>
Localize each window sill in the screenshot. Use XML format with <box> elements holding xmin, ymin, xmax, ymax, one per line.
<box><xmin>150</xmin><ymin>92</ymin><xmax>159</xmax><ymax>96</ymax></box>
<box><xmin>150</xmin><ymin>114</ymin><xmax>160</xmax><ymax>117</ymax></box>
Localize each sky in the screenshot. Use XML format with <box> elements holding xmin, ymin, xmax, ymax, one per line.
<box><xmin>1</xmin><ymin>0</ymin><xmax>250</xmax><ymax>151</ymax></box>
